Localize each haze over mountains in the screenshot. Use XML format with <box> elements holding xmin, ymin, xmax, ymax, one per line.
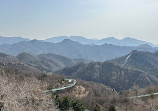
<box><xmin>1</xmin><ymin>35</ymin><xmax>158</xmax><ymax>91</ymax></box>
<box><xmin>1</xmin><ymin>0</ymin><xmax>158</xmax><ymax>110</ymax></box>
<box><xmin>0</xmin><ymin>35</ymin><xmax>156</xmax><ymax>46</ymax></box>
<box><xmin>1</xmin><ymin>38</ymin><xmax>158</xmax><ymax>92</ymax></box>
<box><xmin>0</xmin><ymin>36</ymin><xmax>157</xmax><ymax>61</ymax></box>
<box><xmin>45</xmin><ymin>36</ymin><xmax>154</xmax><ymax>46</ymax></box>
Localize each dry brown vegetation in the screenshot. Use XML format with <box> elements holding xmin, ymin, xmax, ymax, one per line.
<box><xmin>72</xmin><ymin>86</ymin><xmax>89</xmax><ymax>98</ymax></box>
<box><xmin>1</xmin><ymin>65</ymin><xmax>158</xmax><ymax>111</ymax></box>
<box><xmin>54</xmin><ymin>79</ymin><xmax>158</xmax><ymax>111</ymax></box>
<box><xmin>0</xmin><ymin>72</ymin><xmax>58</xmax><ymax>111</ymax></box>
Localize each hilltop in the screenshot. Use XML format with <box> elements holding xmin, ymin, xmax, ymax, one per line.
<box><xmin>16</xmin><ymin>52</ymin><xmax>86</xmax><ymax>72</ymax></box>
<box><xmin>111</xmin><ymin>50</ymin><xmax>158</xmax><ymax>77</ymax></box>
<box><xmin>0</xmin><ymin>36</ymin><xmax>29</xmax><ymax>45</ymax></box>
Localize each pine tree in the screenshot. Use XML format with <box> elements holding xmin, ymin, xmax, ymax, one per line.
<box><xmin>109</xmin><ymin>105</ymin><xmax>116</xmax><ymax>111</ymax></box>
<box><xmin>72</xmin><ymin>100</ymin><xmax>86</xmax><ymax>111</ymax></box>
<box><xmin>61</xmin><ymin>96</ymin><xmax>71</xmax><ymax>110</ymax></box>
<box><xmin>94</xmin><ymin>104</ymin><xmax>101</xmax><ymax>111</ymax></box>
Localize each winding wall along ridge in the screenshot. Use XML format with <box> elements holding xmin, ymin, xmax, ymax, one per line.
<box><xmin>42</xmin><ymin>79</ymin><xmax>76</xmax><ymax>93</ymax></box>
<box><xmin>43</xmin><ymin>78</ymin><xmax>158</xmax><ymax>99</ymax></box>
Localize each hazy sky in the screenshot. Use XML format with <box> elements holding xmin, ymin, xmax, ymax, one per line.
<box><xmin>0</xmin><ymin>0</ymin><xmax>158</xmax><ymax>44</ymax></box>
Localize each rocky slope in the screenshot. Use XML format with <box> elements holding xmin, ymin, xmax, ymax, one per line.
<box><xmin>55</xmin><ymin>61</ymin><xmax>158</xmax><ymax>90</ymax></box>
<box><xmin>111</xmin><ymin>50</ymin><xmax>158</xmax><ymax>77</ymax></box>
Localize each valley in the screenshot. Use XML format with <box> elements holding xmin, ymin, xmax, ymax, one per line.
<box><xmin>0</xmin><ymin>36</ymin><xmax>158</xmax><ymax>111</ymax></box>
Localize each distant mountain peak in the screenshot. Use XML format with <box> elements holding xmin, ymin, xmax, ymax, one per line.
<box><xmin>122</xmin><ymin>37</ymin><xmax>134</xmax><ymax>40</ymax></box>
<box><xmin>105</xmin><ymin>37</ymin><xmax>117</xmax><ymax>39</ymax></box>
<box><xmin>59</xmin><ymin>39</ymin><xmax>81</xmax><ymax>44</ymax></box>
<box><xmin>0</xmin><ymin>35</ymin><xmax>29</xmax><ymax>45</ymax></box>
<box><xmin>69</xmin><ymin>36</ymin><xmax>85</xmax><ymax>38</ymax></box>
<box><xmin>30</xmin><ymin>39</ymin><xmax>39</xmax><ymax>42</ymax></box>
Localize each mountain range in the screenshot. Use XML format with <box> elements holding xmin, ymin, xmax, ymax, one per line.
<box><xmin>45</xmin><ymin>36</ymin><xmax>154</xmax><ymax>46</ymax></box>
<box><xmin>1</xmin><ymin>49</ymin><xmax>158</xmax><ymax>91</ymax></box>
<box><xmin>0</xmin><ymin>35</ymin><xmax>155</xmax><ymax>47</ymax></box>
<box><xmin>0</xmin><ymin>39</ymin><xmax>157</xmax><ymax>61</ymax></box>
<box><xmin>1</xmin><ymin>35</ymin><xmax>158</xmax><ymax>91</ymax></box>
<box><xmin>55</xmin><ymin>50</ymin><xmax>158</xmax><ymax>90</ymax></box>
<box><xmin>55</xmin><ymin>60</ymin><xmax>158</xmax><ymax>91</ymax></box>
